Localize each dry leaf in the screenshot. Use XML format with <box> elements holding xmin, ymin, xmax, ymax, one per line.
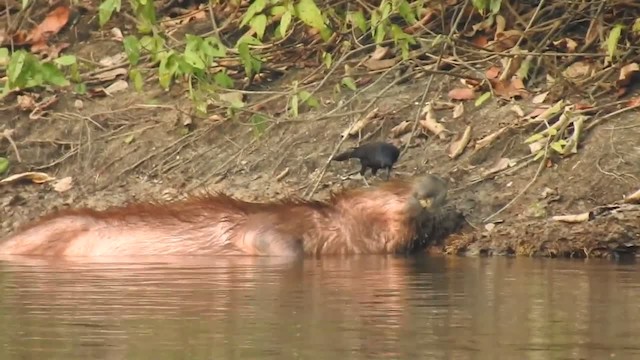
<box><xmin>371</xmin><ymin>46</ymin><xmax>390</xmax><ymax>60</ymax></box>
<box><xmin>110</xmin><ymin>27</ymin><xmax>124</xmax><ymax>41</ymax></box>
<box><xmin>552</xmin><ymin>38</ymin><xmax>578</xmax><ymax>52</ymax></box>
<box><xmin>484</xmin><ymin>223</ymin><xmax>496</xmax><ymax>232</ymax></box>
<box><xmin>94</xmin><ymin>68</ymin><xmax>128</xmax><ymax>81</ymax></box>
<box><xmin>448</xmin><ymin>88</ymin><xmax>476</xmax><ymax>101</ymax></box>
<box><xmin>474</xmin><ymin>127</ymin><xmax>508</xmax><ymax>151</ymax></box>
<box><xmin>419</xmin><ymin>104</ymin><xmax>448</xmax><ymax>138</ymax></box>
<box><xmin>0</xmin><ymin>172</ymin><xmax>55</xmax><ymax>185</ymax></box>
<box><xmin>104</xmin><ymin>79</ymin><xmax>129</xmax><ymax>94</ymax></box>
<box><xmin>452</xmin><ymin>103</ymin><xmax>464</xmax><ymax>118</ymax></box>
<box><xmin>528</xmin><ymin>139</ymin><xmax>545</xmax><ymax>154</ymax></box>
<box><xmin>390</xmin><ymin>120</ymin><xmax>413</xmax><ymax>138</ymax></box>
<box><xmin>624</xmin><ymin>188</ymin><xmax>640</xmax><ymax>204</ymax></box>
<box><xmin>551</xmin><ymin>212</ymin><xmax>591</xmax><ymax>223</ymax></box>
<box><xmin>52</xmin><ymin>176</ymin><xmax>73</xmax><ymax>192</ymax></box>
<box><xmin>25</xmin><ymin>6</ymin><xmax>70</xmax><ymax>47</ymax></box>
<box><xmin>74</xmin><ymin>99</ymin><xmax>84</xmax><ymax>109</ymax></box>
<box><xmin>99</xmin><ymin>53</ymin><xmax>128</xmax><ymax>67</ymax></box>
<box><xmin>616</xmin><ymin>63</ymin><xmax>640</xmax><ymax>87</ymax></box>
<box><xmin>532</xmin><ymin>91</ymin><xmax>548</xmax><ymax>104</ymax></box>
<box><xmin>341</xmin><ymin>108</ymin><xmax>379</xmax><ymax>138</ymax></box>
<box><xmin>490</xmin><ymin>78</ymin><xmax>529</xmax><ymax>99</ymax></box>
<box><xmin>485</xmin><ymin>66</ymin><xmax>501</xmax><ymax>79</ymax></box>
<box><xmin>17</xmin><ymin>94</ymin><xmax>37</xmax><ymax>110</ymax></box>
<box><xmin>483</xmin><ymin>157</ymin><xmax>511</xmax><ymax>176</ymax></box>
<box><xmin>563</xmin><ymin>61</ymin><xmax>594</xmax><ymax>79</ymax></box>
<box><xmin>363</xmin><ymin>58</ymin><xmax>397</xmax><ymax>71</ymax></box>
<box><xmin>447</xmin><ymin>125</ymin><xmax>472</xmax><ymax>159</ymax></box>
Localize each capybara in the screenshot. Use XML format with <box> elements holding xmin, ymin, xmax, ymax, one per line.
<box><xmin>0</xmin><ymin>175</ymin><xmax>448</xmax><ymax>258</ymax></box>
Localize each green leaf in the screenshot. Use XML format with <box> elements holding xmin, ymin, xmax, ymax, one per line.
<box><xmin>280</xmin><ymin>11</ymin><xmax>292</xmax><ymax>37</ymax></box>
<box><xmin>475</xmin><ymin>91</ymin><xmax>491</xmax><ymax>107</ymax></box>
<box><xmin>123</xmin><ymin>35</ymin><xmax>140</xmax><ymax>65</ymax></box>
<box><xmin>130</xmin><ymin>68</ymin><xmax>144</xmax><ymax>92</ymax></box>
<box><xmin>53</xmin><ymin>55</ymin><xmax>77</xmax><ymax>66</ymax></box>
<box><xmin>7</xmin><ymin>50</ymin><xmax>26</xmax><ymax>83</ymax></box>
<box><xmin>298</xmin><ymin>90</ymin><xmax>319</xmax><ymax>108</ymax></box>
<box><xmin>322</xmin><ymin>51</ymin><xmax>332</xmax><ymax>69</ymax></box>
<box><xmin>490</xmin><ymin>0</ymin><xmax>502</xmax><ymax>14</ymax></box>
<box><xmin>341</xmin><ymin>77</ymin><xmax>357</xmax><ymax>91</ymax></box>
<box><xmin>203</xmin><ymin>36</ymin><xmax>226</xmax><ymax>58</ymax></box>
<box><xmin>98</xmin><ymin>0</ymin><xmax>121</xmax><ymax>27</ymax></box>
<box><xmin>397</xmin><ymin>0</ymin><xmax>417</xmax><ymax>24</ymax></box>
<box><xmin>270</xmin><ymin>6</ymin><xmax>287</xmax><ymax>16</ymax></box>
<box><xmin>606</xmin><ymin>24</ymin><xmax>624</xmax><ymax>61</ymax></box>
<box><xmin>524</xmin><ymin>132</ymin><xmax>544</xmax><ymax>144</ymax></box>
<box><xmin>349</xmin><ymin>11</ymin><xmax>367</xmax><ymax>33</ymax></box>
<box><xmin>123</xmin><ymin>134</ymin><xmax>135</xmax><ymax>144</ymax></box>
<box><xmin>41</xmin><ymin>63</ymin><xmax>70</xmax><ymax>86</ymax></box>
<box><xmin>633</xmin><ymin>18</ymin><xmax>640</xmax><ymax>35</ymax></box>
<box><xmin>0</xmin><ymin>47</ymin><xmax>9</xmax><ymax>66</ymax></box>
<box><xmin>290</xmin><ymin>95</ymin><xmax>299</xmax><ymax>117</ymax></box>
<box><xmin>240</xmin><ymin>0</ymin><xmax>266</xmax><ymax>27</ymax></box>
<box><xmin>533</xmin><ymin>149</ymin><xmax>545</xmax><ymax>161</ymax></box>
<box><xmin>214</xmin><ymin>71</ymin><xmax>235</xmax><ymax>89</ymax></box>
<box><xmin>251</xmin><ymin>14</ymin><xmax>267</xmax><ymax>39</ymax></box>
<box><xmin>250</xmin><ymin>114</ymin><xmax>267</xmax><ymax>136</ymax></box>
<box><xmin>550</xmin><ymin>141</ymin><xmax>564</xmax><ymax>154</ymax></box>
<box><xmin>374</xmin><ymin>23</ymin><xmax>386</xmax><ymax>44</ymax></box>
<box><xmin>294</xmin><ymin>0</ymin><xmax>325</xmax><ymax>31</ymax></box>
<box><xmin>0</xmin><ymin>157</ymin><xmax>9</xmax><ymax>175</ymax></box>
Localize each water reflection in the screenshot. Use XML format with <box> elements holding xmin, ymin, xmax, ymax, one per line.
<box><xmin>0</xmin><ymin>255</ymin><xmax>638</xmax><ymax>359</ymax></box>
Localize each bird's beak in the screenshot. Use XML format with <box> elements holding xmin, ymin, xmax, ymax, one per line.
<box><xmin>419</xmin><ymin>198</ymin><xmax>431</xmax><ymax>209</ymax></box>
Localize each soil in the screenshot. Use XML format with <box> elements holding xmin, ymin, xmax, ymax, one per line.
<box><xmin>1</xmin><ymin>3</ymin><xmax>639</xmax><ymax>259</ymax></box>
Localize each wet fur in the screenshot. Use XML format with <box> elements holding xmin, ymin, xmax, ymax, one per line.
<box><xmin>0</xmin><ymin>176</ymin><xmax>447</xmax><ymax>258</ymax></box>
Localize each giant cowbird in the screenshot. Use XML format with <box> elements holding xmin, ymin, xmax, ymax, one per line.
<box><xmin>332</xmin><ymin>141</ymin><xmax>401</xmax><ymax>181</ymax></box>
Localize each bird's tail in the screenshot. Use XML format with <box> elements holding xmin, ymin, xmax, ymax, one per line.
<box><xmin>331</xmin><ymin>149</ymin><xmax>355</xmax><ymax>162</ymax></box>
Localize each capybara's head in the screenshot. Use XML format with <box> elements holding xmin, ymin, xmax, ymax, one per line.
<box><xmin>405</xmin><ymin>174</ymin><xmax>448</xmax><ymax>217</ymax></box>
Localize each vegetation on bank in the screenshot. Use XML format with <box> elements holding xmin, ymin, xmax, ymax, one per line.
<box><xmin>1</xmin><ymin>0</ymin><xmax>640</xmax><ymax>187</ymax></box>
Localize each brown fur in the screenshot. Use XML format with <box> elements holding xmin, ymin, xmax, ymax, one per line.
<box><xmin>0</xmin><ymin>175</ymin><xmax>448</xmax><ymax>258</ymax></box>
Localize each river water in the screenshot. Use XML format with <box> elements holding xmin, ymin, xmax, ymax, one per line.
<box><xmin>0</xmin><ymin>255</ymin><xmax>638</xmax><ymax>359</ymax></box>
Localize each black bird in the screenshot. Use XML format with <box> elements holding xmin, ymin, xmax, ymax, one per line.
<box><xmin>332</xmin><ymin>141</ymin><xmax>401</xmax><ymax>182</ymax></box>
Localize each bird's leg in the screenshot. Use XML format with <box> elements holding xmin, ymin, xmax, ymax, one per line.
<box><xmin>385</xmin><ymin>166</ymin><xmax>392</xmax><ymax>180</ymax></box>
<box><xmin>360</xmin><ymin>165</ymin><xmax>370</xmax><ymax>187</ymax></box>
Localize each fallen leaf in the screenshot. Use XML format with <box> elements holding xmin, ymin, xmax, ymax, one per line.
<box><xmin>528</xmin><ymin>139</ymin><xmax>545</xmax><ymax>154</ymax></box>
<box><xmin>219</xmin><ymin>91</ymin><xmax>245</xmax><ymax>107</ymax></box>
<box><xmin>52</xmin><ymin>176</ymin><xmax>73</xmax><ymax>192</ymax></box>
<box><xmin>74</xmin><ymin>99</ymin><xmax>84</xmax><ymax>109</ymax></box>
<box><xmin>419</xmin><ymin>104</ymin><xmax>448</xmax><ymax>139</ymax></box>
<box><xmin>490</xmin><ymin>78</ymin><xmax>529</xmax><ymax>99</ymax></box>
<box><xmin>552</xmin><ymin>38</ymin><xmax>578</xmax><ymax>52</ymax></box>
<box><xmin>563</xmin><ymin>61</ymin><xmax>595</xmax><ymax>79</ymax></box>
<box><xmin>26</xmin><ymin>6</ymin><xmax>71</xmax><ymax>47</ymax></box>
<box><xmin>532</xmin><ymin>91</ymin><xmax>548</xmax><ymax>104</ymax></box>
<box><xmin>98</xmin><ymin>53</ymin><xmax>128</xmax><ymax>67</ymax></box>
<box><xmin>616</xmin><ymin>62</ymin><xmax>640</xmax><ymax>87</ymax></box>
<box><xmin>448</xmin><ymin>88</ymin><xmax>476</xmax><ymax>101</ymax></box>
<box><xmin>363</xmin><ymin>58</ymin><xmax>397</xmax><ymax>71</ymax></box>
<box><xmin>390</xmin><ymin>120</ymin><xmax>413</xmax><ymax>138</ymax></box>
<box><xmin>486</xmin><ymin>30</ymin><xmax>522</xmax><ymax>52</ymax></box>
<box><xmin>104</xmin><ymin>79</ymin><xmax>129</xmax><ymax>94</ymax></box>
<box><xmin>471</xmin><ymin>35</ymin><xmax>489</xmax><ymax>47</ymax></box>
<box><xmin>485</xmin><ymin>66</ymin><xmax>501</xmax><ymax>79</ymax></box>
<box><xmin>94</xmin><ymin>68</ymin><xmax>128</xmax><ymax>82</ymax></box>
<box><xmin>371</xmin><ymin>46</ymin><xmax>390</xmax><ymax>60</ymax></box>
<box><xmin>447</xmin><ymin>125</ymin><xmax>472</xmax><ymax>159</ymax></box>
<box><xmin>484</xmin><ymin>223</ymin><xmax>496</xmax><ymax>232</ymax></box>
<box><xmin>525</xmin><ymin>107</ymin><xmax>548</xmax><ymax>119</ymax></box>
<box><xmin>627</xmin><ymin>97</ymin><xmax>640</xmax><ymax>107</ymax></box>
<box><xmin>551</xmin><ymin>212</ymin><xmax>591</xmax><ymax>223</ymax></box>
<box><xmin>110</xmin><ymin>28</ymin><xmax>124</xmax><ymax>41</ymax></box>
<box><xmin>483</xmin><ymin>157</ymin><xmax>512</xmax><ymax>176</ymax></box>
<box><xmin>341</xmin><ymin>108</ymin><xmax>379</xmax><ymax>138</ymax></box>
<box><xmin>474</xmin><ymin>127</ymin><xmax>508</xmax><ymax>152</ymax></box>
<box><xmin>452</xmin><ymin>103</ymin><xmax>464</xmax><ymax>118</ymax></box>
<box><xmin>0</xmin><ymin>172</ymin><xmax>55</xmax><ymax>185</ymax></box>
<box><xmin>17</xmin><ymin>94</ymin><xmax>37</xmax><ymax>111</ymax></box>
<box><xmin>624</xmin><ymin>188</ymin><xmax>640</xmax><ymax>203</ymax></box>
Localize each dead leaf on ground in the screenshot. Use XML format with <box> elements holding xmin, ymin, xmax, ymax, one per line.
<box><xmin>471</xmin><ymin>35</ymin><xmax>489</xmax><ymax>47</ymax></box>
<box><xmin>363</xmin><ymin>58</ymin><xmax>397</xmax><ymax>71</ymax></box>
<box><xmin>371</xmin><ymin>46</ymin><xmax>391</xmax><ymax>60</ymax></box>
<box><xmin>532</xmin><ymin>91</ymin><xmax>548</xmax><ymax>104</ymax></box>
<box><xmin>563</xmin><ymin>61</ymin><xmax>595</xmax><ymax>79</ymax></box>
<box><xmin>627</xmin><ymin>97</ymin><xmax>640</xmax><ymax>107</ymax></box>
<box><xmin>52</xmin><ymin>176</ymin><xmax>73</xmax><ymax>192</ymax></box>
<box><xmin>0</xmin><ymin>172</ymin><xmax>56</xmax><ymax>185</ymax></box>
<box><xmin>483</xmin><ymin>157</ymin><xmax>512</xmax><ymax>176</ymax></box>
<box><xmin>390</xmin><ymin>120</ymin><xmax>413</xmax><ymax>138</ymax></box>
<box><xmin>447</xmin><ymin>125</ymin><xmax>472</xmax><ymax>159</ymax></box>
<box><xmin>104</xmin><ymin>79</ymin><xmax>129</xmax><ymax>94</ymax></box>
<box><xmin>99</xmin><ymin>53</ymin><xmax>128</xmax><ymax>67</ymax></box>
<box><xmin>448</xmin><ymin>87</ymin><xmax>476</xmax><ymax>101</ymax></box>
<box><xmin>161</xmin><ymin>8</ymin><xmax>207</xmax><ymax>29</ymax></box>
<box><xmin>419</xmin><ymin>104</ymin><xmax>448</xmax><ymax>139</ymax></box>
<box><xmin>490</xmin><ymin>78</ymin><xmax>529</xmax><ymax>99</ymax></box>
<box><xmin>528</xmin><ymin>139</ymin><xmax>545</xmax><ymax>154</ymax></box>
<box><xmin>94</xmin><ymin>68</ymin><xmax>128</xmax><ymax>82</ymax></box>
<box><xmin>552</xmin><ymin>38</ymin><xmax>578</xmax><ymax>53</ymax></box>
<box><xmin>486</xmin><ymin>30</ymin><xmax>522</xmax><ymax>52</ymax></box>
<box><xmin>624</xmin><ymin>188</ymin><xmax>640</xmax><ymax>203</ymax></box>
<box><xmin>110</xmin><ymin>28</ymin><xmax>124</xmax><ymax>41</ymax></box>
<box><xmin>17</xmin><ymin>94</ymin><xmax>37</xmax><ymax>111</ymax></box>
<box><xmin>551</xmin><ymin>212</ymin><xmax>591</xmax><ymax>223</ymax></box>
<box><xmin>452</xmin><ymin>103</ymin><xmax>464</xmax><ymax>118</ymax></box>
<box><xmin>486</xmin><ymin>66</ymin><xmax>501</xmax><ymax>79</ymax></box>
<box><xmin>616</xmin><ymin>62</ymin><xmax>640</xmax><ymax>88</ymax></box>
<box><xmin>25</xmin><ymin>6</ymin><xmax>71</xmax><ymax>48</ymax></box>
<box><xmin>474</xmin><ymin>127</ymin><xmax>508</xmax><ymax>152</ymax></box>
<box><xmin>341</xmin><ymin>108</ymin><xmax>379</xmax><ymax>138</ymax></box>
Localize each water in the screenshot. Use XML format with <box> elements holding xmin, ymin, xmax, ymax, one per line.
<box><xmin>0</xmin><ymin>255</ymin><xmax>638</xmax><ymax>359</ymax></box>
